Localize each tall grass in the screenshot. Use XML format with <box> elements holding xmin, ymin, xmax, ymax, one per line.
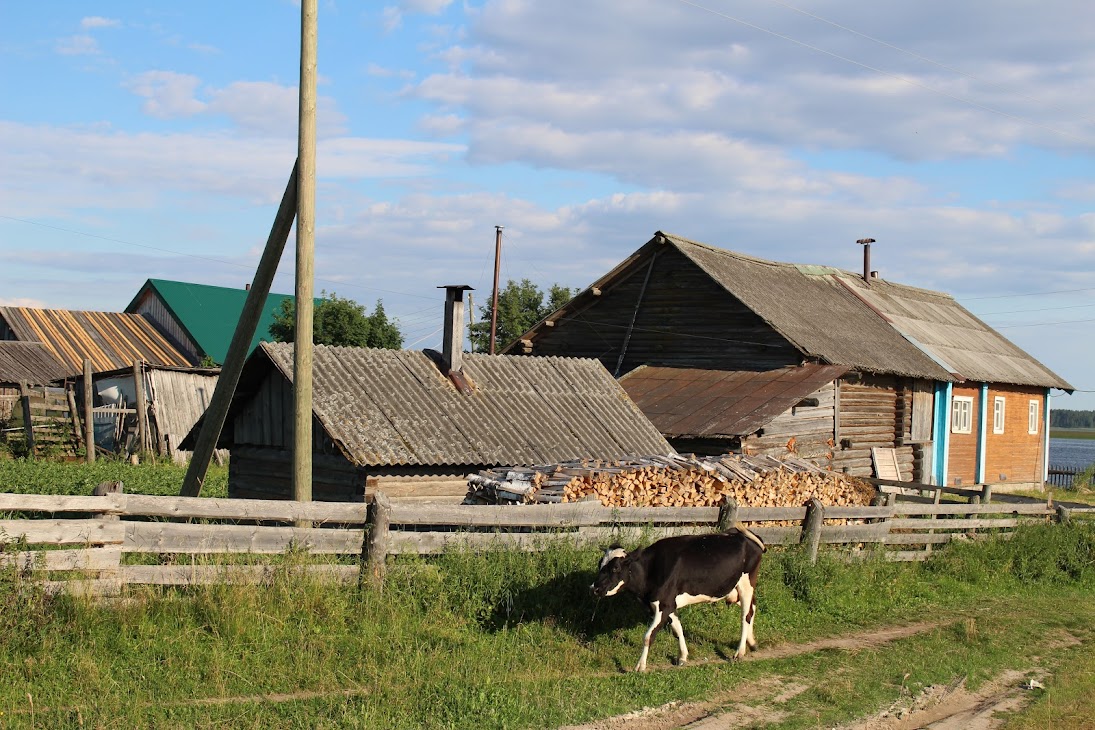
<box><xmin>3</xmin><ymin>523</ymin><xmax>1095</xmax><ymax>728</ymax></box>
<box><xmin>0</xmin><ymin>457</ymin><xmax>228</xmax><ymax>497</ymax></box>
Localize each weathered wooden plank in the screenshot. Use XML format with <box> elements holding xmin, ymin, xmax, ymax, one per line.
<box><xmin>121</xmin><ymin>494</ymin><xmax>369</xmax><ymax>524</ymax></box>
<box><xmin>819</xmin><ymin>522</ymin><xmax>891</xmax><ymax>543</ymax></box>
<box><xmin>887</xmin><ymin>517</ymin><xmax>1037</xmax><ymax>530</ymax></box>
<box><xmin>387</xmin><ymin>531</ymin><xmax>564</xmax><ymax>554</ymax></box>
<box><xmin>41</xmin><ymin>579</ymin><xmax>123</xmax><ymax>597</ymax></box>
<box><xmin>387</xmin><ymin>503</ymin><xmax>722</xmax><ymax>527</ymax></box>
<box><xmin>884</xmin><ymin>533</ymin><xmax>956</xmax><ymax>546</ymax></box>
<box><xmin>0</xmin><ymin>493</ymin><xmax>124</xmax><ymax>514</ymax></box>
<box><xmin>0</xmin><ymin>547</ymin><xmax>122</xmax><ymax>571</ymax></box>
<box><xmin>125</xmin><ymin>522</ymin><xmax>364</xmax><ymax>554</ymax></box>
<box><xmin>0</xmin><ymin>519</ymin><xmax>124</xmax><ymax>545</ymax></box>
<box><xmin>747</xmin><ymin>526</ymin><xmax>801</xmax><ymax>545</ymax></box>
<box><xmin>825</xmin><ymin>505</ymin><xmax>895</xmax><ymax>519</ymax></box>
<box><xmin>893</xmin><ymin>503</ymin><xmax>1052</xmax><ymax>517</ymax></box>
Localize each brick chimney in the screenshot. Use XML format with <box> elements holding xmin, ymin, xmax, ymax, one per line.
<box><xmin>438</xmin><ymin>285</ymin><xmax>473</xmax><ymax>373</ymax></box>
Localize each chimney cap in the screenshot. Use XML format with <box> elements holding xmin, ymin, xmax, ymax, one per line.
<box><xmin>437</xmin><ymin>284</ymin><xmax>475</xmax><ymax>291</ymax></box>
<box><xmin>856</xmin><ymin>238</ymin><xmax>876</xmax><ymax>245</ymax></box>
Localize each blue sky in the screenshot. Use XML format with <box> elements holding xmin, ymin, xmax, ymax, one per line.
<box><xmin>2</xmin><ymin>1</ymin><xmax>1093</xmax><ymax>407</ymax></box>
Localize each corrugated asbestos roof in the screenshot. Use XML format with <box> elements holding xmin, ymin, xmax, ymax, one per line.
<box><xmin>249</xmin><ymin>342</ymin><xmax>672</xmax><ymax>467</ymax></box>
<box><xmin>620</xmin><ymin>364</ymin><xmax>848</xmax><ymax>438</ymax></box>
<box><xmin>0</xmin><ymin>307</ymin><xmax>192</xmax><ymax>376</ymax></box>
<box><xmin>0</xmin><ymin>342</ymin><xmax>70</xmax><ymax>385</ymax></box>
<box><xmin>126</xmin><ymin>279</ymin><xmax>308</xmax><ymax>364</ymax></box>
<box><xmin>517</xmin><ymin>231</ymin><xmax>1068</xmax><ymax>390</ymax></box>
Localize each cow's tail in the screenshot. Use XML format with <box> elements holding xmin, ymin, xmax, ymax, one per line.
<box><xmin>735</xmin><ymin>523</ymin><xmax>766</xmax><ymax>553</ymax></box>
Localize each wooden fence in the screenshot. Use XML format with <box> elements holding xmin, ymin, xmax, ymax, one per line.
<box><xmin>1</xmin><ymin>483</ymin><xmax>1084</xmax><ymax>596</ymax></box>
<box><xmin>1047</xmin><ymin>464</ymin><xmax>1091</xmax><ymax>489</ymax></box>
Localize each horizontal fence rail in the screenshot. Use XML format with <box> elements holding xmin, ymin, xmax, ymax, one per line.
<box><xmin>0</xmin><ymin>483</ymin><xmax>1090</xmax><ymax>596</ymax></box>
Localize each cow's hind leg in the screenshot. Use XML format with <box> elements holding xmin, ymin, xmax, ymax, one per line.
<box><xmin>668</xmin><ymin>612</ymin><xmax>689</xmax><ymax>665</ymax></box>
<box><xmin>733</xmin><ymin>574</ymin><xmax>756</xmax><ymax>659</ymax></box>
<box><xmin>636</xmin><ymin>600</ymin><xmax>669</xmax><ymax>672</ymax></box>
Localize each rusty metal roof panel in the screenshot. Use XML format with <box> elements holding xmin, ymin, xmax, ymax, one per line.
<box><xmin>257</xmin><ymin>343</ymin><xmax>671</xmax><ymax>468</ymax></box>
<box><xmin>620</xmin><ymin>364</ymin><xmax>847</xmax><ymax>438</ymax></box>
<box><xmin>0</xmin><ymin>307</ymin><xmax>192</xmax><ymax>376</ymax></box>
<box><xmin>0</xmin><ymin>342</ymin><xmax>70</xmax><ymax>385</ymax></box>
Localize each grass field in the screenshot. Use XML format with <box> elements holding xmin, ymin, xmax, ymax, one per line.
<box><xmin>1052</xmin><ymin>428</ymin><xmax>1095</xmax><ymax>440</ymax></box>
<box><xmin>2</xmin><ymin>459</ymin><xmax>1095</xmax><ymax>728</ymax></box>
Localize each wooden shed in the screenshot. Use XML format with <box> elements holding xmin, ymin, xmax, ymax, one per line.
<box><xmin>511</xmin><ymin>232</ymin><xmax>1072</xmax><ymax>488</ymax></box>
<box><xmin>185</xmin><ymin>285</ymin><xmax>670</xmax><ymax>501</ymax></box>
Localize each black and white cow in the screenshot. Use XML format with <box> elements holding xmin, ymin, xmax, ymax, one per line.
<box><xmin>590</xmin><ymin>526</ymin><xmax>765</xmax><ymax>672</ymax></box>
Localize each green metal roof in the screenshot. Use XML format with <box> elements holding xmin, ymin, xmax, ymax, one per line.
<box><xmin>127</xmin><ymin>279</ymin><xmax>313</xmax><ymax>364</ymax></box>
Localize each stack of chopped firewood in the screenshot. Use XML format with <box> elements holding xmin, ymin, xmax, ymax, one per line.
<box><xmin>463</xmin><ymin>453</ymin><xmax>875</xmax><ymax>508</ymax></box>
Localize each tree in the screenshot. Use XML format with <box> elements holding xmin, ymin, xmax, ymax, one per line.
<box><xmin>269</xmin><ymin>291</ymin><xmax>404</xmax><ymax>349</ymax></box>
<box><xmin>468</xmin><ymin>279</ymin><xmax>575</xmax><ymax>353</ymax></box>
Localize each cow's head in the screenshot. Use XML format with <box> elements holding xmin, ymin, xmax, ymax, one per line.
<box><xmin>590</xmin><ymin>545</ymin><xmax>630</xmax><ymax>598</ymax></box>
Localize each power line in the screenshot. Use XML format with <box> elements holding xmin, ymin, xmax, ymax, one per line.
<box><xmin>758</xmin><ymin>0</ymin><xmax>1095</xmax><ymax>127</ymax></box>
<box><xmin>975</xmin><ymin>302</ymin><xmax>1095</xmax><ymax>317</ymax></box>
<box><xmin>994</xmin><ymin>317</ymin><xmax>1095</xmax><ymax>329</ymax></box>
<box><xmin>962</xmin><ymin>285</ymin><xmax>1095</xmax><ymax>301</ymax></box>
<box><xmin>673</xmin><ymin>0</ymin><xmax>1088</xmax><ymax>145</ymax></box>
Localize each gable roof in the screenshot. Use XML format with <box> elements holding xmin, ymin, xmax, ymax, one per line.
<box><xmin>619</xmin><ymin>364</ymin><xmax>848</xmax><ymax>438</ymax></box>
<box><xmin>514</xmin><ymin>232</ymin><xmax>1072</xmax><ymax>391</ymax></box>
<box><xmin>126</xmin><ymin>279</ymin><xmax>304</xmax><ymax>364</ymax></box>
<box><xmin>0</xmin><ymin>342</ymin><xmax>70</xmax><ymax>385</ymax></box>
<box><xmin>0</xmin><ymin>307</ymin><xmax>192</xmax><ymax>376</ymax></box>
<box><xmin>204</xmin><ymin>342</ymin><xmax>672</xmax><ymax>468</ymax></box>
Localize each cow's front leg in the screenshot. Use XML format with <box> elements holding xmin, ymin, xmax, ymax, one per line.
<box><xmin>668</xmin><ymin>612</ymin><xmax>689</xmax><ymax>665</ymax></box>
<box><xmin>636</xmin><ymin>600</ymin><xmax>668</xmax><ymax>672</ymax></box>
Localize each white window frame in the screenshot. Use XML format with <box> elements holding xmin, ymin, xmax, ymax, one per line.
<box><xmin>951</xmin><ymin>396</ymin><xmax>973</xmax><ymax>434</ymax></box>
<box><xmin>1029</xmin><ymin>400</ymin><xmax>1040</xmax><ymax>435</ymax></box>
<box><xmin>993</xmin><ymin>396</ymin><xmax>1005</xmax><ymax>434</ymax></box>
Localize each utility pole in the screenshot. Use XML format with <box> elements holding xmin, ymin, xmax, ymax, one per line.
<box><xmin>294</xmin><ymin>0</ymin><xmax>317</xmax><ymax>507</ymax></box>
<box><xmin>489</xmin><ymin>225</ymin><xmax>503</xmax><ymax>354</ymax></box>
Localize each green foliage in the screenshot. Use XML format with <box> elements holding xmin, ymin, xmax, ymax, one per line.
<box><xmin>468</xmin><ymin>278</ymin><xmax>575</xmax><ymax>353</ymax></box>
<box><xmin>0</xmin><ymin>537</ymin><xmax>55</xmax><ymax>657</ymax></box>
<box><xmin>198</xmin><ymin>354</ymin><xmax>218</xmax><ymax>368</ymax></box>
<box><xmin>0</xmin><ymin>457</ymin><xmax>229</xmax><ymax>497</ymax></box>
<box><xmin>1052</xmin><ymin>409</ymin><xmax>1095</xmax><ymax>429</ymax></box>
<box><xmin>269</xmin><ymin>291</ymin><xmax>403</xmax><ymax>349</ymax></box>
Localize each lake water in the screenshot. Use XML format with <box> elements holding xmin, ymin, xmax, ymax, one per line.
<box><xmin>1049</xmin><ymin>438</ymin><xmax>1095</xmax><ymax>470</ymax></box>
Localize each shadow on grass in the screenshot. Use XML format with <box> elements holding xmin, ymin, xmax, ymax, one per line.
<box><xmin>481</xmin><ymin>568</ymin><xmax>651</xmax><ymax>641</ymax></box>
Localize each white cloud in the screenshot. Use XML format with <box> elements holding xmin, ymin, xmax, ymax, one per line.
<box><xmin>81</xmin><ymin>17</ymin><xmax>120</xmax><ymax>29</ymax></box>
<box><xmin>56</xmin><ymin>34</ymin><xmax>100</xmax><ymax>56</ymax></box>
<box><xmin>125</xmin><ymin>71</ymin><xmax>207</xmax><ymax>118</ymax></box>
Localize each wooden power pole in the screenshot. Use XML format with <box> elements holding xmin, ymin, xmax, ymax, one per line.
<box><xmin>489</xmin><ymin>225</ymin><xmax>502</xmax><ymax>354</ymax></box>
<box><xmin>294</xmin><ymin>0</ymin><xmax>317</xmax><ymax>505</ymax></box>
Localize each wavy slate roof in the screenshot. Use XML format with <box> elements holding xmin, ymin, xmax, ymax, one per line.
<box><xmin>515</xmin><ymin>231</ymin><xmax>1070</xmax><ymax>391</ymax></box>
<box><xmin>0</xmin><ymin>342</ymin><xmax>70</xmax><ymax>385</ymax></box>
<box><xmin>234</xmin><ymin>342</ymin><xmax>672</xmax><ymax>467</ymax></box>
<box><xmin>0</xmin><ymin>307</ymin><xmax>192</xmax><ymax>376</ymax></box>
<box><xmin>620</xmin><ymin>364</ymin><xmax>848</xmax><ymax>438</ymax></box>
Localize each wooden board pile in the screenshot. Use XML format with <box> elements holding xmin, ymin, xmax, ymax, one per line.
<box><xmin>464</xmin><ymin>453</ymin><xmax>876</xmax><ymax>508</ymax></box>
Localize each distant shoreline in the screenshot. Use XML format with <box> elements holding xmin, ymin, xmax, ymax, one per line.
<box><xmin>1051</xmin><ymin>429</ymin><xmax>1095</xmax><ymax>441</ymax></box>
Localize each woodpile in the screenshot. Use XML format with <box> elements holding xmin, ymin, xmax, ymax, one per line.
<box><xmin>464</xmin><ymin>453</ymin><xmax>876</xmax><ymax>508</ymax></box>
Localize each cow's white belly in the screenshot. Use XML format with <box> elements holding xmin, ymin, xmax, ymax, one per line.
<box><xmin>674</xmin><ymin>574</ymin><xmax>749</xmax><ymax>609</ymax></box>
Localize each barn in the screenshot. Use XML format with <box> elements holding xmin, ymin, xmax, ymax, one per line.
<box><xmin>509</xmin><ymin>232</ymin><xmax>1072</xmax><ymax>489</ymax></box>
<box><xmin>188</xmin><ymin>287</ymin><xmax>672</xmax><ymax>501</ymax></box>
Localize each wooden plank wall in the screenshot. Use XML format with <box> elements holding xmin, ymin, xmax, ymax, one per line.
<box><xmin>528</xmin><ymin>249</ymin><xmax>801</xmax><ymax>374</ymax></box>
<box><xmin>228</xmin><ymin>445</ymin><xmax>368</xmax><ymax>501</ymax></box>
<box><xmin>741</xmin><ymin>382</ymin><xmax>835</xmax><ymax>465</ymax></box>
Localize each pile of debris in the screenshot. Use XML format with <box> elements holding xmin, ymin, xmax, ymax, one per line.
<box><xmin>464</xmin><ymin>453</ymin><xmax>876</xmax><ymax>508</ymax></box>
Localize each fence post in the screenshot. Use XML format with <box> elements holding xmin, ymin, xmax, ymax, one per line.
<box><xmin>83</xmin><ymin>359</ymin><xmax>95</xmax><ymax>464</ymax></box>
<box><xmin>19</xmin><ymin>382</ymin><xmax>36</xmax><ymax>459</ymax></box>
<box><xmin>980</xmin><ymin>483</ymin><xmax>993</xmax><ymax>504</ymax></box>
<box><xmin>1056</xmin><ymin>505</ymin><xmax>1072</xmax><ymax>524</ymax></box>
<box><xmin>801</xmin><ymin>498</ymin><xmax>824</xmax><ymax>564</ymax></box>
<box><xmin>717</xmin><ymin>495</ymin><xmax>739</xmax><ymax>532</ymax></box>
<box><xmin>66</xmin><ymin>385</ymin><xmax>83</xmax><ymax>453</ymax></box>
<box><xmin>132</xmin><ymin>361</ymin><xmax>150</xmax><ymax>458</ymax></box>
<box><xmin>363</xmin><ymin>490</ymin><xmax>391</xmax><ymax>587</ymax></box>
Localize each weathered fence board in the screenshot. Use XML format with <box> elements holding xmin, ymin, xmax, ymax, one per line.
<box><xmin>0</xmin><ymin>547</ymin><xmax>123</xmax><ymax>570</ymax></box>
<box><xmin>0</xmin><ymin>519</ymin><xmax>124</xmax><ymax>545</ymax></box>
<box><xmin>125</xmin><ymin>522</ymin><xmax>365</xmax><ymax>554</ymax></box>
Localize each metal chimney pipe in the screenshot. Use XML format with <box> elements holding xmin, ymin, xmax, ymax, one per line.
<box><xmin>857</xmin><ymin>238</ymin><xmax>875</xmax><ymax>284</ymax></box>
<box><xmin>489</xmin><ymin>226</ymin><xmax>503</xmax><ymax>355</ymax></box>
<box><xmin>439</xmin><ymin>285</ymin><xmax>473</xmax><ymax>373</ymax></box>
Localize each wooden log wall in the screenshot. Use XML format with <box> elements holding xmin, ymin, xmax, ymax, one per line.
<box><xmin>0</xmin><ymin>486</ymin><xmax>1076</xmax><ymax>595</ymax></box>
<box><xmin>832</xmin><ymin>374</ymin><xmax>917</xmax><ymax>480</ymax></box>
<box><xmin>741</xmin><ymin>382</ymin><xmax>835</xmax><ymax>465</ymax></box>
<box><xmin>525</xmin><ymin>248</ymin><xmax>801</xmax><ymax>374</ymax></box>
